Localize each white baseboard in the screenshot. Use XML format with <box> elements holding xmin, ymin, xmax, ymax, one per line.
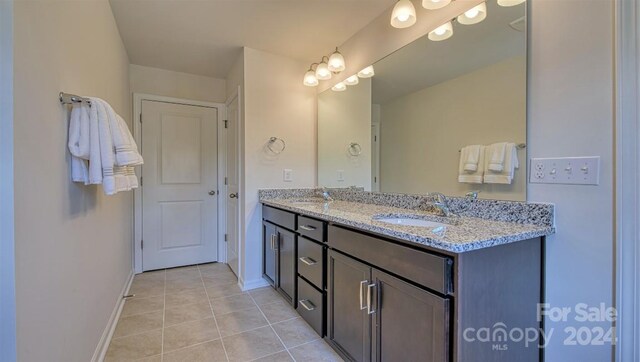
<box><xmin>239</xmin><ymin>277</ymin><xmax>270</xmax><ymax>291</ymax></box>
<box><xmin>92</xmin><ymin>271</ymin><xmax>134</xmax><ymax>362</ymax></box>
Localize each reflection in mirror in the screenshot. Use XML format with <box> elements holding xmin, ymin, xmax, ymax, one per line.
<box><xmin>317</xmin><ymin>1</ymin><xmax>527</xmax><ymax>201</ymax></box>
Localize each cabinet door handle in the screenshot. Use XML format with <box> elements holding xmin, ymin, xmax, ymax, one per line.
<box><xmin>299</xmin><ymin>225</ymin><xmax>317</xmax><ymax>231</ymax></box>
<box><xmin>359</xmin><ymin>280</ymin><xmax>368</xmax><ymax>310</ymax></box>
<box><xmin>299</xmin><ymin>299</ymin><xmax>316</xmax><ymax>311</ymax></box>
<box><xmin>367</xmin><ymin>283</ymin><xmax>376</xmax><ymax>315</ymax></box>
<box><xmin>299</xmin><ymin>256</ymin><xmax>317</xmax><ymax>266</ymax></box>
<box><xmin>271</xmin><ymin>234</ymin><xmax>277</xmax><ymax>250</ymax></box>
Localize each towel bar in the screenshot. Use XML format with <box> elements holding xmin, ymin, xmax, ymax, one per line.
<box><xmin>458</xmin><ymin>143</ymin><xmax>526</xmax><ymax>152</ymax></box>
<box><xmin>59</xmin><ymin>92</ymin><xmax>91</xmax><ymax>106</ymax></box>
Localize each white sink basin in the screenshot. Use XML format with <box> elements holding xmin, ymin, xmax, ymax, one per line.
<box><xmin>375</xmin><ymin>217</ymin><xmax>446</xmax><ymax>228</ymax></box>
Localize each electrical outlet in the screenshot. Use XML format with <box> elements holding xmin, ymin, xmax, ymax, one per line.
<box><xmin>529</xmin><ymin>157</ymin><xmax>600</xmax><ymax>185</ymax></box>
<box><xmin>283</xmin><ymin>169</ymin><xmax>293</xmax><ymax>182</ymax></box>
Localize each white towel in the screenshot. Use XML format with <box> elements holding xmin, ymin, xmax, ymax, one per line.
<box><xmin>460</xmin><ymin>145</ymin><xmax>482</xmax><ymax>172</ymax></box>
<box><xmin>484</xmin><ymin>143</ymin><xmax>519</xmax><ymax>184</ymax></box>
<box><xmin>68</xmin><ymin>104</ymin><xmax>90</xmax><ymax>184</ymax></box>
<box><xmin>458</xmin><ymin>145</ymin><xmax>485</xmax><ymax>184</ymax></box>
<box><xmin>487</xmin><ymin>142</ymin><xmax>508</xmax><ymax>172</ymax></box>
<box><xmin>87</xmin><ymin>100</ymin><xmax>103</xmax><ymax>185</ymax></box>
<box><xmin>101</xmin><ymin>101</ymin><xmax>144</xmax><ymax>166</ymax></box>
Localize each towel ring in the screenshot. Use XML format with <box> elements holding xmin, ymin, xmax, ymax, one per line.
<box><xmin>348</xmin><ymin>142</ymin><xmax>362</xmax><ymax>156</ymax></box>
<box><xmin>267</xmin><ymin>137</ymin><xmax>286</xmax><ymax>154</ymax></box>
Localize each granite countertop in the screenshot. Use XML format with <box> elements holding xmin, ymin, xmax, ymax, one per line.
<box><xmin>261</xmin><ymin>197</ymin><xmax>555</xmax><ymax>253</ymax></box>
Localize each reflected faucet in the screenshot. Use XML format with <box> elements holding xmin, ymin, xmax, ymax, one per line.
<box><xmin>427</xmin><ymin>192</ymin><xmax>457</xmax><ymax>217</ymax></box>
<box><xmin>320</xmin><ymin>187</ymin><xmax>333</xmax><ymax>202</ymax></box>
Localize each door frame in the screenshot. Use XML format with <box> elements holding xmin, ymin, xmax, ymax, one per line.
<box><xmin>224</xmin><ymin>86</ymin><xmax>242</xmax><ymax>277</ymax></box>
<box><xmin>132</xmin><ymin>93</ymin><xmax>227</xmax><ymax>274</ymax></box>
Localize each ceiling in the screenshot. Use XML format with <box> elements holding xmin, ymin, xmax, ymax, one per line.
<box><xmin>371</xmin><ymin>1</ymin><xmax>526</xmax><ymax>104</ymax></box>
<box><xmin>109</xmin><ymin>0</ymin><xmax>395</xmax><ymax>79</ymax></box>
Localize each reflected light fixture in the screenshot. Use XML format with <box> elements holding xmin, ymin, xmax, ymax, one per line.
<box><xmin>303</xmin><ymin>64</ymin><xmax>319</xmax><ymax>87</ymax></box>
<box><xmin>344</xmin><ymin>75</ymin><xmax>360</xmax><ymax>86</ymax></box>
<box><xmin>498</xmin><ymin>0</ymin><xmax>525</xmax><ymax>6</ymax></box>
<box><xmin>328</xmin><ymin>48</ymin><xmax>346</xmax><ymax>73</ymax></box>
<box><xmin>457</xmin><ymin>2</ymin><xmax>487</xmax><ymax>25</ymax></box>
<box><xmin>332</xmin><ymin>82</ymin><xmax>347</xmax><ymax>92</ymax></box>
<box><xmin>315</xmin><ymin>57</ymin><xmax>332</xmax><ymax>80</ymax></box>
<box><xmin>422</xmin><ymin>0</ymin><xmax>451</xmax><ymax>10</ymax></box>
<box><xmin>390</xmin><ymin>0</ymin><xmax>417</xmax><ymax>29</ymax></box>
<box><xmin>428</xmin><ymin>21</ymin><xmax>453</xmax><ymax>41</ymax></box>
<box><xmin>357</xmin><ymin>65</ymin><xmax>375</xmax><ymax>78</ymax></box>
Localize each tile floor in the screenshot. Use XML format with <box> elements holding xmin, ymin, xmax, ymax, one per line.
<box><xmin>105</xmin><ymin>263</ymin><xmax>343</xmax><ymax>362</ymax></box>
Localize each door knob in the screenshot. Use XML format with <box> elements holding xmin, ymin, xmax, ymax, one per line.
<box><xmin>208</xmin><ymin>191</ymin><xmax>216</xmax><ymax>196</ymax></box>
<box><xmin>229</xmin><ymin>193</ymin><xmax>238</xmax><ymax>199</ymax></box>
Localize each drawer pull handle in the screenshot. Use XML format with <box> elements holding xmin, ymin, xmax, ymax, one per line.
<box><xmin>299</xmin><ymin>256</ymin><xmax>317</xmax><ymax>266</ymax></box>
<box><xmin>367</xmin><ymin>283</ymin><xmax>376</xmax><ymax>315</ymax></box>
<box><xmin>299</xmin><ymin>299</ymin><xmax>316</xmax><ymax>311</ymax></box>
<box><xmin>359</xmin><ymin>280</ymin><xmax>368</xmax><ymax>310</ymax></box>
<box><xmin>271</xmin><ymin>235</ymin><xmax>277</xmax><ymax>250</ymax></box>
<box><xmin>299</xmin><ymin>225</ymin><xmax>317</xmax><ymax>231</ymax></box>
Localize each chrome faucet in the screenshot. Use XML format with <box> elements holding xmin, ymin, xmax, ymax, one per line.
<box><xmin>320</xmin><ymin>187</ymin><xmax>333</xmax><ymax>202</ymax></box>
<box><xmin>427</xmin><ymin>192</ymin><xmax>457</xmax><ymax>217</ymax></box>
<box><xmin>465</xmin><ymin>190</ymin><xmax>480</xmax><ymax>200</ymax></box>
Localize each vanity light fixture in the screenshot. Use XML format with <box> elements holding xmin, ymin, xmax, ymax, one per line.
<box><xmin>422</xmin><ymin>0</ymin><xmax>451</xmax><ymax>10</ymax></box>
<box><xmin>390</xmin><ymin>0</ymin><xmax>417</xmax><ymax>29</ymax></box>
<box><xmin>497</xmin><ymin>0</ymin><xmax>525</xmax><ymax>7</ymax></box>
<box><xmin>357</xmin><ymin>65</ymin><xmax>375</xmax><ymax>78</ymax></box>
<box><xmin>315</xmin><ymin>57</ymin><xmax>332</xmax><ymax>80</ymax></box>
<box><xmin>428</xmin><ymin>21</ymin><xmax>453</xmax><ymax>41</ymax></box>
<box><xmin>331</xmin><ymin>82</ymin><xmax>347</xmax><ymax>92</ymax></box>
<box><xmin>344</xmin><ymin>74</ymin><xmax>360</xmax><ymax>86</ymax></box>
<box><xmin>457</xmin><ymin>2</ymin><xmax>487</xmax><ymax>25</ymax></box>
<box><xmin>328</xmin><ymin>48</ymin><xmax>346</xmax><ymax>73</ymax></box>
<box><xmin>303</xmin><ymin>65</ymin><xmax>319</xmax><ymax>87</ymax></box>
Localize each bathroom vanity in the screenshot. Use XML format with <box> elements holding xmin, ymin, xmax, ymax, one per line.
<box><xmin>260</xmin><ymin>189</ymin><xmax>554</xmax><ymax>362</ymax></box>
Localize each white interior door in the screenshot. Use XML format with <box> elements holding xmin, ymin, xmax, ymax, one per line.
<box><xmin>225</xmin><ymin>94</ymin><xmax>240</xmax><ymax>276</ymax></box>
<box><xmin>141</xmin><ymin>100</ymin><xmax>218</xmax><ymax>271</ymax></box>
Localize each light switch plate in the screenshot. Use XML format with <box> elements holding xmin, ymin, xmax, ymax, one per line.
<box><xmin>283</xmin><ymin>169</ymin><xmax>293</xmax><ymax>182</ymax></box>
<box><xmin>337</xmin><ymin>170</ymin><xmax>344</xmax><ymax>182</ymax></box>
<box><xmin>529</xmin><ymin>157</ymin><xmax>600</xmax><ymax>185</ymax></box>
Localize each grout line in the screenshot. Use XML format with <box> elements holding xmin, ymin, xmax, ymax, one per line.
<box><xmin>199</xmin><ymin>264</ymin><xmax>231</xmax><ymax>362</ymax></box>
<box><xmin>248</xmin><ymin>292</ymin><xmax>297</xmax><ymax>362</ymax></box>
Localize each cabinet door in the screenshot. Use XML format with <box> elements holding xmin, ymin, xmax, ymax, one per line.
<box><xmin>327</xmin><ymin>250</ymin><xmax>372</xmax><ymax>362</ymax></box>
<box><xmin>262</xmin><ymin>221</ymin><xmax>277</xmax><ymax>286</ymax></box>
<box><xmin>372</xmin><ymin>269</ymin><xmax>450</xmax><ymax>362</ymax></box>
<box><xmin>277</xmin><ymin>227</ymin><xmax>296</xmax><ymax>304</ymax></box>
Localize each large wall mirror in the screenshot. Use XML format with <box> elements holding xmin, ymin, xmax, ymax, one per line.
<box><xmin>318</xmin><ymin>1</ymin><xmax>527</xmax><ymax>201</ymax></box>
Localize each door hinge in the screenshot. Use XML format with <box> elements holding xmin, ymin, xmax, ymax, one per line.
<box><xmin>141</xmin><ymin>240</ymin><xmax>144</xmax><ymax>249</ymax></box>
<box><xmin>224</xmin><ymin>234</ymin><xmax>228</xmax><ymax>242</ymax></box>
<box><xmin>139</xmin><ymin>114</ymin><xmax>142</xmax><ymax>123</ymax></box>
<box><xmin>140</xmin><ymin>177</ymin><xmax>143</xmax><ymax>186</ymax></box>
<box><xmin>224</xmin><ymin>120</ymin><xmax>228</xmax><ymax>128</ymax></box>
<box><xmin>224</xmin><ymin>177</ymin><xmax>228</xmax><ymax>185</ymax></box>
<box><xmin>374</xmin><ymin>177</ymin><xmax>377</xmax><ymax>183</ymax></box>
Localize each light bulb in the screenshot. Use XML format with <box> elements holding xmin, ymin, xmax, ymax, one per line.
<box><xmin>497</xmin><ymin>0</ymin><xmax>525</xmax><ymax>7</ymax></box>
<box><xmin>422</xmin><ymin>0</ymin><xmax>451</xmax><ymax>10</ymax></box>
<box><xmin>331</xmin><ymin>82</ymin><xmax>347</xmax><ymax>92</ymax></box>
<box><xmin>390</xmin><ymin>0</ymin><xmax>417</xmax><ymax>29</ymax></box>
<box><xmin>315</xmin><ymin>61</ymin><xmax>332</xmax><ymax>80</ymax></box>
<box><xmin>344</xmin><ymin>75</ymin><xmax>359</xmax><ymax>86</ymax></box>
<box><xmin>328</xmin><ymin>49</ymin><xmax>346</xmax><ymax>73</ymax></box>
<box><xmin>303</xmin><ymin>69</ymin><xmax>318</xmax><ymax>87</ymax></box>
<box><xmin>357</xmin><ymin>65</ymin><xmax>375</xmax><ymax>78</ymax></box>
<box><xmin>428</xmin><ymin>21</ymin><xmax>453</xmax><ymax>41</ymax></box>
<box><xmin>457</xmin><ymin>2</ymin><xmax>486</xmax><ymax>25</ymax></box>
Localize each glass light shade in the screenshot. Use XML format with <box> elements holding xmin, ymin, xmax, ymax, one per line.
<box><xmin>390</xmin><ymin>0</ymin><xmax>417</xmax><ymax>29</ymax></box>
<box><xmin>422</xmin><ymin>0</ymin><xmax>451</xmax><ymax>10</ymax></box>
<box><xmin>328</xmin><ymin>50</ymin><xmax>346</xmax><ymax>73</ymax></box>
<box><xmin>303</xmin><ymin>69</ymin><xmax>318</xmax><ymax>87</ymax></box>
<box><xmin>457</xmin><ymin>2</ymin><xmax>486</xmax><ymax>25</ymax></box>
<box><xmin>344</xmin><ymin>75</ymin><xmax>359</xmax><ymax>86</ymax></box>
<box><xmin>428</xmin><ymin>21</ymin><xmax>453</xmax><ymax>41</ymax></box>
<box><xmin>497</xmin><ymin>0</ymin><xmax>525</xmax><ymax>6</ymax></box>
<box><xmin>357</xmin><ymin>65</ymin><xmax>375</xmax><ymax>78</ymax></box>
<box><xmin>315</xmin><ymin>61</ymin><xmax>332</xmax><ymax>80</ymax></box>
<box><xmin>331</xmin><ymin>82</ymin><xmax>347</xmax><ymax>92</ymax></box>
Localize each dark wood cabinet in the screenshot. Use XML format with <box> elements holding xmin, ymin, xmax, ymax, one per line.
<box><xmin>277</xmin><ymin>227</ymin><xmax>296</xmax><ymax>304</ymax></box>
<box><xmin>262</xmin><ymin>221</ymin><xmax>277</xmax><ymax>287</ymax></box>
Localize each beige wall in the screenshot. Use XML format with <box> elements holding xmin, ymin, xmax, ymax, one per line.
<box><xmin>13</xmin><ymin>1</ymin><xmax>132</xmax><ymax>361</ymax></box>
<box><xmin>379</xmin><ymin>56</ymin><xmax>526</xmax><ymax>201</ymax></box>
<box><xmin>130</xmin><ymin>64</ymin><xmax>226</xmax><ymax>103</ymax></box>
<box><xmin>242</xmin><ymin>47</ymin><xmax>317</xmax><ymax>287</ymax></box>
<box><xmin>318</xmin><ymin>78</ymin><xmax>372</xmax><ymax>189</ymax></box>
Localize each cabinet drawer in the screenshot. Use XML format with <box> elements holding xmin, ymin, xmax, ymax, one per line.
<box><xmin>328</xmin><ymin>225</ymin><xmax>453</xmax><ymax>295</ymax></box>
<box><xmin>297</xmin><ymin>216</ymin><xmax>326</xmax><ymax>242</ymax></box>
<box><xmin>298</xmin><ymin>237</ymin><xmax>324</xmax><ymax>289</ymax></box>
<box><xmin>297</xmin><ymin>277</ymin><xmax>324</xmax><ymax>337</ymax></box>
<box><xmin>262</xmin><ymin>205</ymin><xmax>295</xmax><ymax>230</ymax></box>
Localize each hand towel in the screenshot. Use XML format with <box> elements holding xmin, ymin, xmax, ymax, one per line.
<box><xmin>460</xmin><ymin>145</ymin><xmax>482</xmax><ymax>172</ymax></box>
<box><xmin>87</xmin><ymin>100</ymin><xmax>103</xmax><ymax>185</ymax></box>
<box><xmin>101</xmin><ymin>101</ymin><xmax>144</xmax><ymax>166</ymax></box>
<box><xmin>487</xmin><ymin>142</ymin><xmax>508</xmax><ymax>172</ymax></box>
<box><xmin>458</xmin><ymin>145</ymin><xmax>485</xmax><ymax>184</ymax></box>
<box><xmin>484</xmin><ymin>143</ymin><xmax>519</xmax><ymax>184</ymax></box>
<box><xmin>68</xmin><ymin>104</ymin><xmax>90</xmax><ymax>183</ymax></box>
